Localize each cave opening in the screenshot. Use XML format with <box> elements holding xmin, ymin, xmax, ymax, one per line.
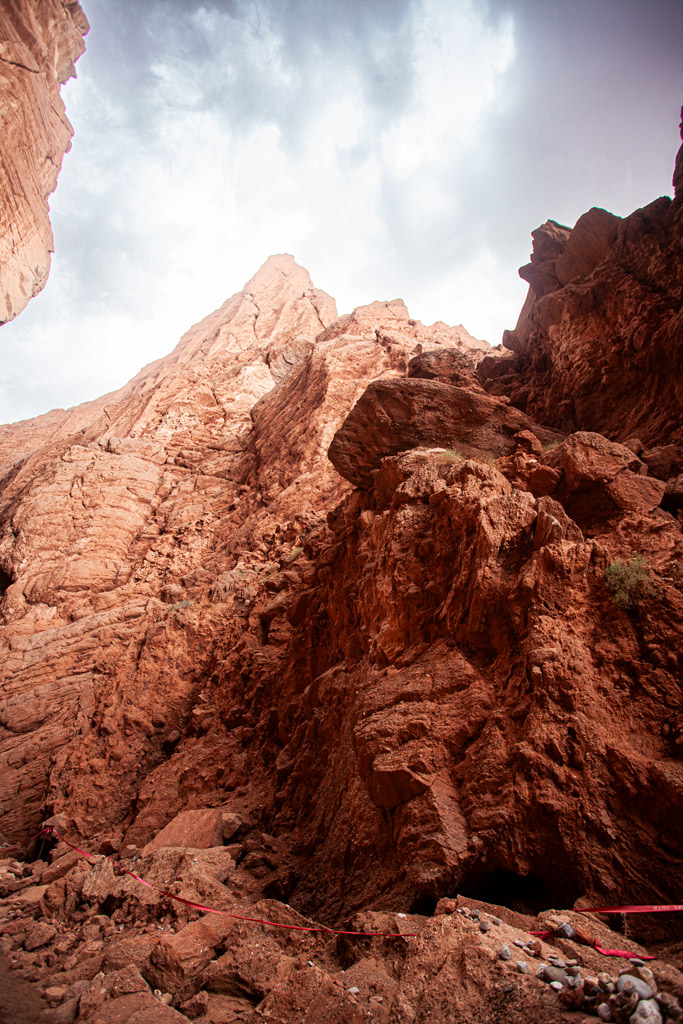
<box><xmin>458</xmin><ymin>867</ymin><xmax>578</xmax><ymax>916</ymax></box>
<box><xmin>0</xmin><ymin>566</ymin><xmax>12</xmax><ymax>596</ymax></box>
<box><xmin>409</xmin><ymin>894</ymin><xmax>438</xmax><ymax>916</ymax></box>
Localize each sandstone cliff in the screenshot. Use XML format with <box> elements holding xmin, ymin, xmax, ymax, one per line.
<box><xmin>0</xmin><ymin>144</ymin><xmax>682</xmax><ymax>1022</ymax></box>
<box><xmin>0</xmin><ymin>0</ymin><xmax>88</xmax><ymax>325</ymax></box>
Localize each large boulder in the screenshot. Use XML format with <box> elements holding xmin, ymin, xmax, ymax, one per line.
<box><xmin>328</xmin><ymin>378</ymin><xmax>561</xmax><ymax>488</ymax></box>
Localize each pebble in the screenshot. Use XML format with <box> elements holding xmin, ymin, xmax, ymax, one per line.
<box><xmin>630</xmin><ymin>958</ymin><xmax>646</xmax><ymax>967</ymax></box>
<box><xmin>548</xmin><ymin>957</ymin><xmax>566</xmax><ymax>968</ymax></box>
<box><xmin>502</xmin><ymin>985</ymin><xmax>513</xmax><ymax>994</ymax></box>
<box><xmin>499</xmin><ymin>943</ymin><xmax>511</xmax><ymax>961</ymax></box>
<box><xmin>567</xmin><ymin>976</ymin><xmax>582</xmax><ymax>989</ymax></box>
<box><xmin>566</xmin><ymin>966</ymin><xmax>582</xmax><ymax>977</ymax></box>
<box><xmin>565</xmin><ymin>959</ymin><xmax>578</xmax><ymax>967</ymax></box>
<box><xmin>513</xmin><ymin>939</ymin><xmax>526</xmax><ymax>948</ymax></box>
<box><xmin>397</xmin><ymin>913</ymin><xmax>406</xmax><ymax>919</ymax></box>
<box><xmin>491</xmin><ymin>916</ymin><xmax>502</xmax><ymax>926</ymax></box>
<box><xmin>556</xmin><ymin>922</ymin><xmax>575</xmax><ymax>939</ymax></box>
<box><xmin>616</xmin><ymin>975</ymin><xmax>654</xmax><ymax>1000</ymax></box>
<box><xmin>630</xmin><ymin>999</ymin><xmax>663</xmax><ymax>1024</ymax></box>
<box><xmin>347</xmin><ymin>987</ymin><xmax>360</xmax><ymax>995</ymax></box>
<box><xmin>517</xmin><ymin>961</ymin><xmax>531</xmax><ymax>975</ymax></box>
<box><xmin>550</xmin><ymin>981</ymin><xmax>563</xmax><ymax>991</ymax></box>
<box><xmin>540</xmin><ymin>966</ymin><xmax>568</xmax><ymax>985</ymax></box>
<box><xmin>626</xmin><ymin>965</ymin><xmax>658</xmax><ymax>993</ymax></box>
<box><xmin>597</xmin><ymin>1003</ymin><xmax>612</xmax><ymax>1022</ymax></box>
<box><xmin>479</xmin><ymin>920</ymin><xmax>491</xmax><ymax>933</ymax></box>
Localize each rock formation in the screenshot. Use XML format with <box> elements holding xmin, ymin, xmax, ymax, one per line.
<box><xmin>1</xmin><ymin>137</ymin><xmax>683</xmax><ymax>1022</ymax></box>
<box><xmin>0</xmin><ymin>0</ymin><xmax>88</xmax><ymax>325</ymax></box>
<box><xmin>479</xmin><ymin>109</ymin><xmax>683</xmax><ymax>458</ymax></box>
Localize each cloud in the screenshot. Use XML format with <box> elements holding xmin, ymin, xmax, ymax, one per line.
<box><xmin>1</xmin><ymin>0</ymin><xmax>681</xmax><ymax>423</ymax></box>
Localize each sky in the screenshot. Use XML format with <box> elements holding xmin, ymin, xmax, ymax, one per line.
<box><xmin>1</xmin><ymin>0</ymin><xmax>681</xmax><ymax>424</ymax></box>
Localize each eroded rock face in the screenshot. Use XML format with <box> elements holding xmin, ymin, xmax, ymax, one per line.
<box><xmin>0</xmin><ymin>254</ymin><xmax>492</xmax><ymax>852</ymax></box>
<box><xmin>0</xmin><ymin>0</ymin><xmax>88</xmax><ymax>325</ymax></box>
<box><xmin>328</xmin><ymin>377</ymin><xmax>563</xmax><ymax>488</ymax></box>
<box><xmin>480</xmin><ymin>114</ymin><xmax>683</xmax><ymax>452</ymax></box>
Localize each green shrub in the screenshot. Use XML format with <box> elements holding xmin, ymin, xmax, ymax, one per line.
<box><xmin>604</xmin><ymin>556</ymin><xmax>654</xmax><ymax>610</ymax></box>
<box><xmin>439</xmin><ymin>448</ymin><xmax>465</xmax><ymax>463</ymax></box>
<box><xmin>169</xmin><ymin>599</ymin><xmax>194</xmax><ymax>611</ymax></box>
<box><xmin>287</xmin><ymin>546</ymin><xmax>304</xmax><ymax>562</ymax></box>
<box><xmin>541</xmin><ymin>440</ymin><xmax>561</xmax><ymax>452</ymax></box>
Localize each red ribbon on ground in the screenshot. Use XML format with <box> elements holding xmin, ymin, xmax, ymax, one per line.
<box><xmin>578</xmin><ymin>904</ymin><xmax>683</xmax><ymax>914</ymax></box>
<box><xmin>529</xmin><ymin>929</ymin><xmax>655</xmax><ymax>960</ymax></box>
<box><xmin>30</xmin><ymin>828</ymin><xmax>681</xmax><ymax>955</ymax></box>
<box><xmin>34</xmin><ymin>828</ymin><xmax>416</xmax><ymax>938</ymax></box>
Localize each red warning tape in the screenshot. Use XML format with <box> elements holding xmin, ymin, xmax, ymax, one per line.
<box><xmin>30</xmin><ymin>829</ymin><xmax>681</xmax><ymax>956</ymax></box>
<box><xmin>579</xmin><ymin>904</ymin><xmax>683</xmax><ymax>915</ymax></box>
<box><xmin>529</xmin><ymin>930</ymin><xmax>655</xmax><ymax>960</ymax></box>
<box><xmin>34</xmin><ymin>828</ymin><xmax>416</xmax><ymax>938</ymax></box>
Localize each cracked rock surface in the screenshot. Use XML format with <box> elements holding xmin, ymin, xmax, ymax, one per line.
<box><xmin>0</xmin><ymin>0</ymin><xmax>88</xmax><ymax>325</ymax></box>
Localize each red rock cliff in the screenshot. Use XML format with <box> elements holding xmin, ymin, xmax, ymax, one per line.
<box><xmin>0</xmin><ymin>0</ymin><xmax>88</xmax><ymax>325</ymax></box>
<box><xmin>0</xmin><ymin>249</ymin><xmax>682</xmax><ymax>1021</ymax></box>
<box><xmin>480</xmin><ymin>111</ymin><xmax>683</xmax><ymax>456</ymax></box>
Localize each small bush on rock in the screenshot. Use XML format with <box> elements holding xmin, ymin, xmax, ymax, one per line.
<box><xmin>604</xmin><ymin>555</ymin><xmax>654</xmax><ymax>610</ymax></box>
<box><xmin>439</xmin><ymin>449</ymin><xmax>465</xmax><ymax>463</ymax></box>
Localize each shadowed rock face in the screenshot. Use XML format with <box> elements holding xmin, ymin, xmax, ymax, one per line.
<box><xmin>0</xmin><ymin>0</ymin><xmax>88</xmax><ymax>325</ymax></box>
<box><xmin>480</xmin><ymin>112</ymin><xmax>683</xmax><ymax>454</ymax></box>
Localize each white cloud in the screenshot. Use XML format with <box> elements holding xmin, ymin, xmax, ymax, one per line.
<box><xmin>0</xmin><ymin>0</ymin><xmax>680</xmax><ymax>423</ymax></box>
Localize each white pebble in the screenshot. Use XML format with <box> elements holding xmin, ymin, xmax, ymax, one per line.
<box><xmin>348</xmin><ymin>987</ymin><xmax>360</xmax><ymax>995</ymax></box>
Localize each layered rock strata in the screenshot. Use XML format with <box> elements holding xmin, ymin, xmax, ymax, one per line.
<box><xmin>0</xmin><ymin>254</ymin><xmax>488</xmax><ymax>853</ymax></box>
<box><xmin>0</xmin><ymin>0</ymin><xmax>88</xmax><ymax>324</ymax></box>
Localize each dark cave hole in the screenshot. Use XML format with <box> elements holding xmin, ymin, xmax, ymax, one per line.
<box><xmin>99</xmin><ymin>895</ymin><xmax>125</xmax><ymax>917</ymax></box>
<box><xmin>458</xmin><ymin>868</ymin><xmax>578</xmax><ymax>916</ymax></box>
<box><xmin>0</xmin><ymin>566</ymin><xmax>13</xmax><ymax>596</ymax></box>
<box><xmin>26</xmin><ymin>832</ymin><xmax>58</xmax><ymax>863</ymax></box>
<box><xmin>409</xmin><ymin>894</ymin><xmax>438</xmax><ymax>916</ymax></box>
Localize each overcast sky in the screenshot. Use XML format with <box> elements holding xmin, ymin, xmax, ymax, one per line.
<box><xmin>1</xmin><ymin>0</ymin><xmax>681</xmax><ymax>424</ymax></box>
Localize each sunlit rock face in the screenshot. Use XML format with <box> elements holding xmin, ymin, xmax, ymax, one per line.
<box><xmin>0</xmin><ymin>0</ymin><xmax>88</xmax><ymax>325</ymax></box>
<box><xmin>0</xmin><ymin>253</ymin><xmax>490</xmax><ymax>855</ymax></box>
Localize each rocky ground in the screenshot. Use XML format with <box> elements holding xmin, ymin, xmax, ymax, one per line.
<box><xmin>1</xmin><ymin>815</ymin><xmax>683</xmax><ymax>1023</ymax></box>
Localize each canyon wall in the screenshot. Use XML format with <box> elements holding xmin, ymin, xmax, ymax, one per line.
<box><xmin>0</xmin><ymin>228</ymin><xmax>681</xmax><ymax>946</ymax></box>
<box><xmin>0</xmin><ymin>0</ymin><xmax>88</xmax><ymax>325</ymax></box>
<box><xmin>0</xmin><ymin>126</ymin><xmax>682</xmax><ymax>1021</ymax></box>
